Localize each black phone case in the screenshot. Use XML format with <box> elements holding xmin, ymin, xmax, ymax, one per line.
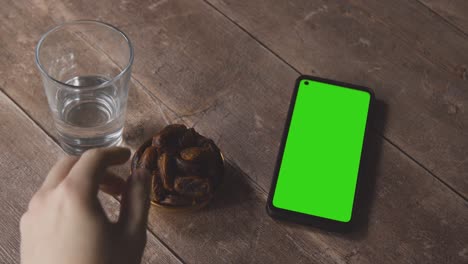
<box><xmin>266</xmin><ymin>75</ymin><xmax>375</xmax><ymax>232</ymax></box>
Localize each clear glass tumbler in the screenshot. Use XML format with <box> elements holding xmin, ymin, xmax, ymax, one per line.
<box><xmin>35</xmin><ymin>20</ymin><xmax>133</xmax><ymax>155</ymax></box>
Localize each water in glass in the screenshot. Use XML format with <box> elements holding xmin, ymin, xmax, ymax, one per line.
<box><xmin>55</xmin><ymin>75</ymin><xmax>125</xmax><ymax>154</ymax></box>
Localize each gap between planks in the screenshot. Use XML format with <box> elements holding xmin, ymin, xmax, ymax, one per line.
<box><xmin>2</xmin><ymin>2</ymin><xmax>467</xmax><ymax>203</ymax></box>
<box><xmin>30</xmin><ymin>0</ymin><xmax>465</xmax><ymax>203</ymax></box>
<box><xmin>0</xmin><ymin>85</ymin><xmax>318</xmax><ymax>260</ymax></box>
<box><xmin>0</xmin><ymin>87</ymin><xmax>187</xmax><ymax>264</ymax></box>
<box><xmin>199</xmin><ymin>0</ymin><xmax>468</xmax><ymax>202</ymax></box>
<box><xmin>414</xmin><ymin>0</ymin><xmax>468</xmax><ymax>38</ymax></box>
<box><xmin>1</xmin><ymin>15</ymin><xmax>466</xmax><ymax>259</ymax></box>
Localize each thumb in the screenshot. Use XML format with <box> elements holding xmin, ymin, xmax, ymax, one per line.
<box><xmin>119</xmin><ymin>169</ymin><xmax>151</xmax><ymax>236</ymax></box>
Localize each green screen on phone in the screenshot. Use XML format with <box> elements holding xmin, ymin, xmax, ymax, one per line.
<box><xmin>272</xmin><ymin>79</ymin><xmax>371</xmax><ymax>223</ymax></box>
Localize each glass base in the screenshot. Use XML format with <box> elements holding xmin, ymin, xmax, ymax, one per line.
<box><xmin>59</xmin><ymin>133</ymin><xmax>123</xmax><ymax>156</ymax></box>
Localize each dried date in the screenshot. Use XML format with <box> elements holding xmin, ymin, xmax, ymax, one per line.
<box><xmin>174</xmin><ymin>176</ymin><xmax>212</xmax><ymax>198</ymax></box>
<box><xmin>158</xmin><ymin>152</ymin><xmax>176</xmax><ymax>191</ymax></box>
<box><xmin>133</xmin><ymin>124</ymin><xmax>224</xmax><ymax>208</ymax></box>
<box><xmin>138</xmin><ymin>146</ymin><xmax>158</xmax><ymax>170</ymax></box>
<box><xmin>152</xmin><ymin>124</ymin><xmax>187</xmax><ymax>152</ymax></box>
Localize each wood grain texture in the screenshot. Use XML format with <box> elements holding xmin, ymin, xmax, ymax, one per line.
<box><xmin>0</xmin><ymin>0</ymin><xmax>180</xmax><ymax>149</ymax></box>
<box><xmin>205</xmin><ymin>0</ymin><xmax>468</xmax><ymax>197</ymax></box>
<box><xmin>419</xmin><ymin>0</ymin><xmax>468</xmax><ymax>33</ymax></box>
<box><xmin>281</xmin><ymin>133</ymin><xmax>468</xmax><ymax>264</ymax></box>
<box><xmin>143</xmin><ymin>132</ymin><xmax>468</xmax><ymax>264</ymax></box>
<box><xmin>0</xmin><ymin>1</ymin><xmax>328</xmax><ymax>263</ymax></box>
<box><xmin>0</xmin><ymin>0</ymin><xmax>467</xmax><ymax>263</ymax></box>
<box><xmin>0</xmin><ymin>91</ymin><xmax>181</xmax><ymax>264</ymax></box>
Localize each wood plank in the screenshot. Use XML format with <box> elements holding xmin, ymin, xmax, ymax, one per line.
<box><xmin>148</xmin><ymin>134</ymin><xmax>468</xmax><ymax>264</ymax></box>
<box><xmin>0</xmin><ymin>1</ymin><xmax>330</xmax><ymax>263</ymax></box>
<box><xmin>282</xmin><ymin>133</ymin><xmax>468</xmax><ymax>264</ymax></box>
<box><xmin>418</xmin><ymin>0</ymin><xmax>468</xmax><ymax>34</ymax></box>
<box><xmin>1</xmin><ymin>0</ymin><xmax>467</xmax><ymax>263</ymax></box>
<box><xmin>59</xmin><ymin>1</ymin><xmax>468</xmax><ymax>263</ymax></box>
<box><xmin>0</xmin><ymin>0</ymin><xmax>180</xmax><ymax>146</ymax></box>
<box><xmin>203</xmin><ymin>0</ymin><xmax>468</xmax><ymax>198</ymax></box>
<box><xmin>0</xmin><ymin>92</ymin><xmax>182</xmax><ymax>264</ymax></box>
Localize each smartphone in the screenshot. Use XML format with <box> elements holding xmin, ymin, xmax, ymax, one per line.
<box><xmin>266</xmin><ymin>75</ymin><xmax>373</xmax><ymax>231</ymax></box>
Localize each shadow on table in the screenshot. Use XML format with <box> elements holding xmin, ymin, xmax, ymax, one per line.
<box><xmin>275</xmin><ymin>99</ymin><xmax>388</xmax><ymax>239</ymax></box>
<box><xmin>121</xmin><ymin>120</ymin><xmax>256</xmax><ymax>211</ymax></box>
<box><xmin>123</xmin><ymin>98</ymin><xmax>387</xmax><ymax>239</ymax></box>
<box><xmin>207</xmin><ymin>161</ymin><xmax>257</xmax><ymax>211</ymax></box>
<box><xmin>348</xmin><ymin>99</ymin><xmax>388</xmax><ymax>238</ymax></box>
<box><xmin>123</xmin><ymin>122</ymin><xmax>166</xmax><ymax>149</ymax></box>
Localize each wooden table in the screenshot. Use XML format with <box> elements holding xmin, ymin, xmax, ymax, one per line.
<box><xmin>1</xmin><ymin>0</ymin><xmax>467</xmax><ymax>263</ymax></box>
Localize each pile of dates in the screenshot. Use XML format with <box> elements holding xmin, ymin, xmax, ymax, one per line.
<box><xmin>131</xmin><ymin>124</ymin><xmax>224</xmax><ymax>207</ymax></box>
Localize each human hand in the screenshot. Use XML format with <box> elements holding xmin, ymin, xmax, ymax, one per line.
<box><xmin>20</xmin><ymin>147</ymin><xmax>151</xmax><ymax>264</ymax></box>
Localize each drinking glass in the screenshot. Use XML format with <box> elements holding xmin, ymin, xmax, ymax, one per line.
<box><xmin>35</xmin><ymin>20</ymin><xmax>133</xmax><ymax>155</ymax></box>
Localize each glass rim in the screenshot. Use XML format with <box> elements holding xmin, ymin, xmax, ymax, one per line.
<box><xmin>35</xmin><ymin>20</ymin><xmax>134</xmax><ymax>91</ymax></box>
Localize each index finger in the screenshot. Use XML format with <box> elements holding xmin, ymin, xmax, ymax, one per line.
<box><xmin>64</xmin><ymin>147</ymin><xmax>131</xmax><ymax>198</ymax></box>
<box><xmin>40</xmin><ymin>155</ymin><xmax>79</xmax><ymax>192</ymax></box>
